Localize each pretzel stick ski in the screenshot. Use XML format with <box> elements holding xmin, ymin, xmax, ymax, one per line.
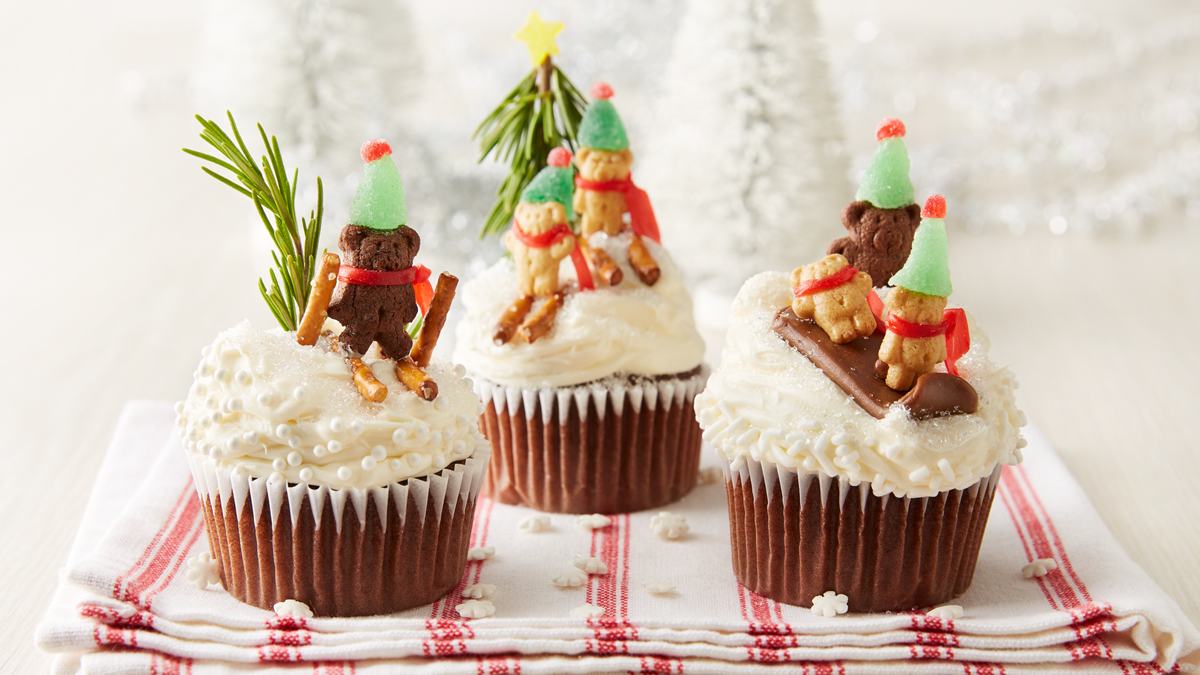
<box><xmin>328</xmin><ymin>335</ymin><xmax>389</xmax><ymax>403</ymax></box>
<box><xmin>579</xmin><ymin>238</ymin><xmax>623</xmax><ymax>286</ymax></box>
<box><xmin>494</xmin><ymin>295</ymin><xmax>535</xmax><ymax>345</ymax></box>
<box><xmin>518</xmin><ymin>291</ymin><xmax>566</xmax><ymax>344</ymax></box>
<box><xmin>410</xmin><ymin>272</ymin><xmax>458</xmax><ymax>368</ymax></box>
<box><xmin>395</xmin><ymin>358</ymin><xmax>438</xmax><ymax>400</ymax></box>
<box><xmin>296</xmin><ymin>252</ymin><xmax>342</xmax><ymax>346</ymax></box>
<box><xmin>628</xmin><ymin>236</ymin><xmax>661</xmax><ymax>286</ymax></box>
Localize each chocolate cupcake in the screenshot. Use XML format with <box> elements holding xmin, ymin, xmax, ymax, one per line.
<box><xmin>697</xmin><ymin>184</ymin><xmax>1025</xmax><ymax>612</ymax></box>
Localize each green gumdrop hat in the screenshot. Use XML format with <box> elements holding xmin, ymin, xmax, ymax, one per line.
<box><xmin>348</xmin><ymin>139</ymin><xmax>407</xmax><ymax>231</ymax></box>
<box><xmin>856</xmin><ymin>118</ymin><xmax>915</xmax><ymax>210</ymax></box>
<box><xmin>577</xmin><ymin>82</ymin><xmax>629</xmax><ymax>151</ymax></box>
<box><xmin>889</xmin><ymin>195</ymin><xmax>953</xmax><ymax>297</ymax></box>
<box><xmin>520</xmin><ymin>147</ymin><xmax>575</xmax><ymax>221</ymax></box>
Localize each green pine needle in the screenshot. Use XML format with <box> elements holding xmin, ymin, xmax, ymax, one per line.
<box><xmin>473</xmin><ymin>64</ymin><xmax>587</xmax><ymax>238</ymax></box>
<box><xmin>186</xmin><ymin>113</ymin><xmax>324</xmax><ymax>331</ymax></box>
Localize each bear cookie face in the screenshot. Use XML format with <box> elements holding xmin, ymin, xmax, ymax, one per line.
<box><xmin>338</xmin><ymin>223</ymin><xmax>420</xmax><ymax>271</ymax></box>
<box><xmin>790</xmin><ymin>254</ymin><xmax>876</xmax><ymax>345</ymax></box>
<box><xmin>514</xmin><ymin>201</ymin><xmax>567</xmax><ymax>235</ymax></box>
<box><xmin>828</xmin><ymin>200</ymin><xmax>923</xmax><ymax>288</ymax></box>
<box><xmin>576</xmin><ymin>147</ymin><xmax>633</xmax><ymax>182</ymax></box>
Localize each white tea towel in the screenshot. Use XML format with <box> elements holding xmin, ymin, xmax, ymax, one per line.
<box><xmin>36</xmin><ymin>401</ymin><xmax>1200</xmax><ymax>674</ymax></box>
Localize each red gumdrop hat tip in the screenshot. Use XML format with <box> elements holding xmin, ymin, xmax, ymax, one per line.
<box><xmin>360</xmin><ymin>139</ymin><xmax>393</xmax><ymax>163</ymax></box>
<box><xmin>875</xmin><ymin>118</ymin><xmax>906</xmax><ymax>142</ymax></box>
<box><xmin>547</xmin><ymin>147</ymin><xmax>572</xmax><ymax>168</ymax></box>
<box><xmin>590</xmin><ymin>81</ymin><xmax>614</xmax><ymax>100</ymax></box>
<box><xmin>923</xmin><ymin>194</ymin><xmax>947</xmax><ymax>219</ymax></box>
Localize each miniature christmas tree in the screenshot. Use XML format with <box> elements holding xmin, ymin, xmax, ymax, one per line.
<box><xmin>473</xmin><ymin>11</ymin><xmax>588</xmax><ymax>238</ymax></box>
<box><xmin>184</xmin><ymin>113</ymin><xmax>324</xmax><ymax>331</ymax></box>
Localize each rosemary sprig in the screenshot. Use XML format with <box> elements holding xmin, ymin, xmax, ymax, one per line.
<box><xmin>472</xmin><ymin>61</ymin><xmax>587</xmax><ymax>238</ymax></box>
<box><xmin>184</xmin><ymin>113</ymin><xmax>324</xmax><ymax>331</ymax></box>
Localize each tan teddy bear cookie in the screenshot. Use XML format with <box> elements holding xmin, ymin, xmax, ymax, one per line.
<box><xmin>506</xmin><ymin>200</ymin><xmax>576</xmax><ymax>296</ymax></box>
<box><xmin>877</xmin><ymin>286</ymin><xmax>947</xmax><ymax>391</ymax></box>
<box><xmin>790</xmin><ymin>254</ymin><xmax>876</xmax><ymax>344</ymax></box>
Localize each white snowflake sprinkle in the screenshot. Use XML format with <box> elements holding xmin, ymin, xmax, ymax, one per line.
<box><xmin>696</xmin><ymin>467</ymin><xmax>723</xmax><ymax>486</ymax></box>
<box><xmin>455</xmin><ymin>599</ymin><xmax>495</xmax><ymax>619</ymax></box>
<box><xmin>643</xmin><ymin>580</ymin><xmax>676</xmax><ymax>594</ymax></box>
<box><xmin>1022</xmin><ymin>558</ymin><xmax>1058</xmax><ymax>579</ymax></box>
<box><xmin>467</xmin><ymin>546</ymin><xmax>495</xmax><ymax>561</ymax></box>
<box><xmin>926</xmin><ymin>605</ymin><xmax>964</xmax><ymax>620</ymax></box>
<box><xmin>810</xmin><ymin>591</ymin><xmax>849</xmax><ymax>617</ymax></box>
<box><xmin>649</xmin><ymin>512</ymin><xmax>689</xmax><ymax>539</ymax></box>
<box><xmin>273</xmin><ymin>599</ymin><xmax>313</xmax><ymax>618</ymax></box>
<box><xmin>569</xmin><ymin>603</ymin><xmax>605</xmax><ymax>618</ymax></box>
<box><xmin>552</xmin><ymin>569</ymin><xmax>589</xmax><ymax>587</ymax></box>
<box><xmin>575</xmin><ymin>514</ymin><xmax>612</xmax><ymax>530</ymax></box>
<box><xmin>185</xmin><ymin>552</ymin><xmax>221</xmax><ymax>589</ymax></box>
<box><xmin>518</xmin><ymin>515</ymin><xmax>552</xmax><ymax>533</ymax></box>
<box><xmin>574</xmin><ymin>557</ymin><xmax>608</xmax><ymax>575</ymax></box>
<box><xmin>462</xmin><ymin>583</ymin><xmax>496</xmax><ymax>599</ymax></box>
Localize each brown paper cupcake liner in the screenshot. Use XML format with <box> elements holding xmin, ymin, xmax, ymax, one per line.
<box><xmin>187</xmin><ymin>446</ymin><xmax>489</xmax><ymax>616</ymax></box>
<box><xmin>724</xmin><ymin>455</ymin><xmax>1001</xmax><ymax>612</ymax></box>
<box><xmin>474</xmin><ymin>370</ymin><xmax>706</xmax><ymax>513</ymax></box>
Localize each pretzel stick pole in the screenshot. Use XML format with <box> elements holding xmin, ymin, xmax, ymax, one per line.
<box><xmin>518</xmin><ymin>291</ymin><xmax>566</xmax><ymax>344</ymax></box>
<box><xmin>296</xmin><ymin>252</ymin><xmax>342</xmax><ymax>345</ymax></box>
<box><xmin>628</xmin><ymin>235</ymin><xmax>661</xmax><ymax>286</ymax></box>
<box><xmin>410</xmin><ymin>272</ymin><xmax>458</xmax><ymax>368</ymax></box>
<box><xmin>493</xmin><ymin>295</ymin><xmax>534</xmax><ymax>345</ymax></box>
<box><xmin>395</xmin><ymin>358</ymin><xmax>438</xmax><ymax>401</ymax></box>
<box><xmin>578</xmin><ymin>238</ymin><xmax>623</xmax><ymax>286</ymax></box>
<box><xmin>329</xmin><ymin>335</ymin><xmax>389</xmax><ymax>403</ymax></box>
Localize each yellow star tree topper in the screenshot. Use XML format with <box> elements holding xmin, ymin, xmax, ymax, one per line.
<box><xmin>514</xmin><ymin>10</ymin><xmax>563</xmax><ymax>66</ymax></box>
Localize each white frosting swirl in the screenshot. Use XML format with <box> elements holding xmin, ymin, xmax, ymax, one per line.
<box><xmin>176</xmin><ymin>321</ymin><xmax>483</xmax><ymax>490</ymax></box>
<box><xmin>695</xmin><ymin>272</ymin><xmax>1026</xmax><ymax>498</ymax></box>
<box><xmin>452</xmin><ymin>232</ymin><xmax>705</xmax><ymax>387</ymax></box>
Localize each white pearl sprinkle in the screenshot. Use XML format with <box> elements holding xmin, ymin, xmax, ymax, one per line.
<box><xmin>293</xmin><ymin>386</ymin><xmax>307</xmax><ymax>401</ymax></box>
<box><xmin>330</xmin><ymin>417</ymin><xmax>346</xmax><ymax>433</ymax></box>
<box><xmin>390</xmin><ymin>458</ymin><xmax>403</xmax><ymax>470</ymax></box>
<box><xmin>454</xmin><ymin>364</ymin><xmax>466</xmax><ymax>377</ymax></box>
<box><xmin>197</xmin><ymin>415</ymin><xmax>212</xmax><ymax>429</ymax></box>
<box><xmin>225</xmin><ymin>398</ymin><xmax>242</xmax><ymax>413</ymax></box>
<box><xmin>272</xmin><ymin>458</ymin><xmax>287</xmax><ymax>471</ymax></box>
<box><xmin>269</xmin><ymin>471</ymin><xmax>284</xmax><ymax>484</ymax></box>
<box><xmin>298</xmin><ymin>467</ymin><xmax>313</xmax><ymax>481</ymax></box>
<box><xmin>452</xmin><ymin>439</ymin><xmax>466</xmax><ymax>453</ymax></box>
<box><xmin>433</xmin><ymin>454</ymin><xmax>447</xmax><ymax>469</ymax></box>
<box><xmin>174</xmin><ymin>401</ymin><xmax>185</xmax><ymax>415</ymax></box>
<box><xmin>288</xmin><ymin>436</ymin><xmax>301</xmax><ymax>449</ymax></box>
<box><xmin>207</xmin><ymin>445</ymin><xmax>220</xmax><ymax>458</ymax></box>
<box><xmin>392</xmin><ymin>428</ymin><xmax>407</xmax><ymax>443</ymax></box>
<box><xmin>205</xmin><ymin>396</ymin><xmax>219</xmax><ymax>410</ymax></box>
<box><xmin>361</xmin><ymin>457</ymin><xmax>377</xmax><ymax>471</ymax></box>
<box><xmin>214</xmin><ymin>368</ymin><xmax>230</xmax><ymax>383</ymax></box>
<box><xmin>201</xmin><ymin>345</ymin><xmax>210</xmax><ymax>356</ymax></box>
<box><xmin>429</xmin><ymin>430</ymin><xmax>443</xmax><ymax>445</ymax></box>
<box><xmin>434</xmin><ymin>397</ymin><xmax>448</xmax><ymax>410</ymax></box>
<box><xmin>198</xmin><ymin>364</ymin><xmax>213</xmax><ymax>377</ymax></box>
<box><xmin>337</xmin><ymin>467</ymin><xmax>351</xmax><ymax>481</ymax></box>
<box><xmin>456</xmin><ymin>414</ymin><xmax>470</xmax><ymax>428</ymax></box>
<box><xmin>414</xmin><ymin>426</ymin><xmax>430</xmax><ymax>441</ymax></box>
<box><xmin>348</xmin><ymin>421</ymin><xmax>364</xmax><ymax>436</ymax></box>
<box><xmin>275</xmin><ymin>424</ymin><xmax>292</xmax><ymax>440</ymax></box>
<box><xmin>226</xmin><ymin>437</ymin><xmax>242</xmax><ymax>452</ymax></box>
<box><xmin>313</xmin><ymin>445</ymin><xmax>327</xmax><ymax>457</ymax></box>
<box><xmin>257</xmin><ymin>392</ymin><xmax>273</xmax><ymax>407</ymax></box>
<box><xmin>234</xmin><ymin>370</ymin><xmax>251</xmax><ymax>385</ymax></box>
<box><xmin>464</xmin><ymin>377</ymin><xmax>474</xmax><ymax>389</ymax></box>
<box><xmin>190</xmin><ymin>383</ymin><xmax>206</xmax><ymax>398</ymax></box>
<box><xmin>371</xmin><ymin>446</ymin><xmax>387</xmax><ymax>461</ymax></box>
<box><xmin>407</xmin><ymin>453</ymin><xmax>422</xmax><ymax>468</ymax></box>
<box><xmin>287</xmin><ymin>451</ymin><xmax>302</xmax><ymax>467</ymax></box>
<box><xmin>327</xmin><ymin>440</ymin><xmax>342</xmax><ymax>454</ymax></box>
<box><xmin>187</xmin><ymin>426</ymin><xmax>202</xmax><ymax>441</ymax></box>
<box><xmin>242</xmin><ymin>430</ymin><xmax>259</xmax><ymax>445</ymax></box>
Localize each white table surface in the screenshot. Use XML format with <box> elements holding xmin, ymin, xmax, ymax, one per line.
<box><xmin>3</xmin><ymin>0</ymin><xmax>1197</xmax><ymax>671</ymax></box>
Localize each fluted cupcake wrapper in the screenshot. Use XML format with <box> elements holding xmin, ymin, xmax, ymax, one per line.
<box><xmin>187</xmin><ymin>447</ymin><xmax>489</xmax><ymax>617</ymax></box>
<box><xmin>723</xmin><ymin>455</ymin><xmax>1002</xmax><ymax>612</ymax></box>
<box><xmin>474</xmin><ymin>372</ymin><xmax>706</xmax><ymax>514</ymax></box>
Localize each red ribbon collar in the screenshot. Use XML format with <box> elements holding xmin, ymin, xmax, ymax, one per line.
<box><xmin>793</xmin><ymin>265</ymin><xmax>860</xmax><ymax>298</ymax></box>
<box><xmin>510</xmin><ymin>220</ymin><xmax>595</xmax><ymax>291</ymax></box>
<box><xmin>872</xmin><ymin>302</ymin><xmax>971</xmax><ymax>376</ymax></box>
<box><xmin>337</xmin><ymin>264</ymin><xmax>434</xmax><ymax>314</ymax></box>
<box><xmin>574</xmin><ymin>174</ymin><xmax>661</xmax><ymax>243</ymax></box>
